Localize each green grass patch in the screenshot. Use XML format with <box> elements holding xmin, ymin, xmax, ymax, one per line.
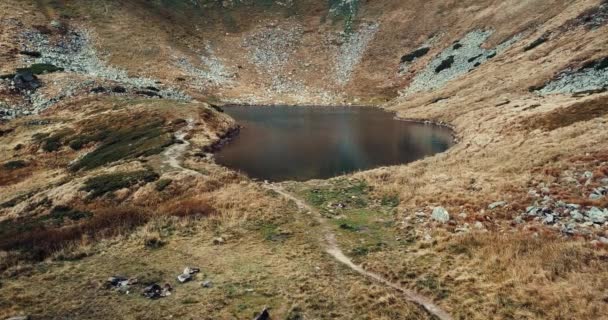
<box><xmin>306</xmin><ymin>179</ymin><xmax>370</xmax><ymax>211</ymax></box>
<box><xmin>17</xmin><ymin>63</ymin><xmax>64</xmax><ymax>75</ymax></box>
<box><xmin>81</xmin><ymin>170</ymin><xmax>159</xmax><ymax>199</ymax></box>
<box><xmin>70</xmin><ymin>119</ymin><xmax>174</xmax><ymax>171</ymax></box>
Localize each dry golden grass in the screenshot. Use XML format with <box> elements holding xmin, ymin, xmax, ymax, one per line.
<box><xmin>1</xmin><ymin>0</ymin><xmax>608</xmax><ymax>319</ymax></box>
<box><xmin>521</xmin><ymin>95</ymin><xmax>608</xmax><ymax>132</ymax></box>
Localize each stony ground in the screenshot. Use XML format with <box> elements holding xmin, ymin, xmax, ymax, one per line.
<box><xmin>0</xmin><ymin>0</ymin><xmax>607</xmax><ymax>319</ymax></box>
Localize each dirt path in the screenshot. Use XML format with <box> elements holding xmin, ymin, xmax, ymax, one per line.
<box><xmin>265</xmin><ymin>183</ymin><xmax>453</xmax><ymax>320</ymax></box>
<box><xmin>162</xmin><ymin>119</ymin><xmax>201</xmax><ymax>176</ymax></box>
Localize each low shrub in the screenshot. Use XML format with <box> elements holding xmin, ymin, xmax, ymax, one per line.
<box><xmin>155</xmin><ymin>178</ymin><xmax>173</xmax><ymax>191</ymax></box>
<box><xmin>81</xmin><ymin>170</ymin><xmax>159</xmax><ymax>199</ymax></box>
<box><xmin>400</xmin><ymin>47</ymin><xmax>430</xmax><ymax>63</ymax></box>
<box><xmin>70</xmin><ymin>119</ymin><xmax>173</xmax><ymax>171</ymax></box>
<box><xmin>435</xmin><ymin>56</ymin><xmax>454</xmax><ymax>73</ymax></box>
<box><xmin>16</xmin><ymin>63</ymin><xmax>64</xmax><ymax>75</ymax></box>
<box><xmin>0</xmin><ymin>206</ymin><xmax>148</xmax><ymax>261</ymax></box>
<box><xmin>2</xmin><ymin>160</ymin><xmax>27</xmax><ymax>170</ymax></box>
<box><xmin>523</xmin><ymin>35</ymin><xmax>548</xmax><ymax>51</ymax></box>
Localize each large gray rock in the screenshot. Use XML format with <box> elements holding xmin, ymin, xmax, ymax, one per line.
<box><xmin>570</xmin><ymin>210</ymin><xmax>584</xmax><ymax>222</ymax></box>
<box><xmin>13</xmin><ymin>71</ymin><xmax>41</xmax><ymax>91</ymax></box>
<box><xmin>431</xmin><ymin>207</ymin><xmax>450</xmax><ymax>223</ymax></box>
<box><xmin>587</xmin><ymin>207</ymin><xmax>608</xmax><ymax>224</ymax></box>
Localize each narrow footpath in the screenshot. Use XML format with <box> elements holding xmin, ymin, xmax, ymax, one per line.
<box><xmin>264</xmin><ymin>183</ymin><xmax>453</xmax><ymax>320</ymax></box>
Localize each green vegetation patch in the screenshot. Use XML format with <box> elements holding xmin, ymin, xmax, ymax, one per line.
<box><xmin>306</xmin><ymin>179</ymin><xmax>370</xmax><ymax>212</ymax></box>
<box><xmin>49</xmin><ymin>205</ymin><xmax>92</xmax><ymax>222</ymax></box>
<box><xmin>70</xmin><ymin>117</ymin><xmax>174</xmax><ymax>171</ymax></box>
<box><xmin>17</xmin><ymin>63</ymin><xmax>64</xmax><ymax>75</ymax></box>
<box><xmin>40</xmin><ymin>128</ymin><xmax>74</xmax><ymax>152</ymax></box>
<box><xmin>0</xmin><ymin>205</ymin><xmax>92</xmax><ymax>237</ymax></box>
<box><xmin>2</xmin><ymin>160</ymin><xmax>28</xmax><ymax>170</ymax></box>
<box><xmin>81</xmin><ymin>169</ymin><xmax>159</xmax><ymax>199</ymax></box>
<box><xmin>155</xmin><ymin>178</ymin><xmax>173</xmax><ymax>191</ymax></box>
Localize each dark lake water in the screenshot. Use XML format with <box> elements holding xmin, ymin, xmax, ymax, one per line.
<box><xmin>215</xmin><ymin>105</ymin><xmax>454</xmax><ymax>182</ymax></box>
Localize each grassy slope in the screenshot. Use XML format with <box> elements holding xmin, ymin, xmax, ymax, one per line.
<box><xmin>1</xmin><ymin>0</ymin><xmax>608</xmax><ymax>319</ymax></box>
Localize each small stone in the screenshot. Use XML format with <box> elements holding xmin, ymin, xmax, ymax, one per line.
<box><xmin>6</xmin><ymin>316</ymin><xmax>30</xmax><ymax>320</ymax></box>
<box><xmin>177</xmin><ymin>273</ymin><xmax>192</xmax><ymax>283</ymax></box>
<box><xmin>213</xmin><ymin>237</ymin><xmax>225</xmax><ymax>245</ymax></box>
<box><xmin>50</xmin><ymin>20</ymin><xmax>62</xmax><ymax>28</ymax></box>
<box><xmin>543</xmin><ymin>214</ymin><xmax>555</xmax><ymax>224</ymax></box>
<box><xmin>488</xmin><ymin>201</ymin><xmax>507</xmax><ymax>209</ymax></box>
<box><xmin>184</xmin><ymin>267</ymin><xmax>200</xmax><ymax>275</ymax></box>
<box><xmin>201</xmin><ymin>280</ymin><xmax>213</xmax><ymax>288</ymax></box>
<box><xmin>583</xmin><ymin>171</ymin><xmax>593</xmax><ymax>179</ymax></box>
<box><xmin>431</xmin><ymin>207</ymin><xmax>450</xmax><ymax>223</ymax></box>
<box><xmin>566</xmin><ymin>203</ymin><xmax>580</xmax><ymax>209</ymax></box>
<box><xmin>415</xmin><ymin>212</ymin><xmax>426</xmax><ymax>217</ymax></box>
<box><xmin>514</xmin><ymin>216</ymin><xmax>524</xmax><ymax>224</ymax></box>
<box><xmin>474</xmin><ymin>221</ymin><xmax>485</xmax><ymax>229</ymax></box>
<box><xmin>526</xmin><ymin>206</ymin><xmax>539</xmax><ymax>216</ymax></box>
<box><xmin>599</xmin><ymin>237</ymin><xmax>608</xmax><ymax>245</ymax></box>
<box><xmin>589</xmin><ymin>193</ymin><xmax>603</xmax><ymax>200</ymax></box>
<box><xmin>561</xmin><ymin>223</ymin><xmax>578</xmax><ymax>235</ymax></box>
<box><xmin>458</xmin><ymin>212</ymin><xmax>468</xmax><ymax>218</ymax></box>
<box><xmin>142</xmin><ymin>284</ymin><xmax>163</xmax><ymax>299</ymax></box>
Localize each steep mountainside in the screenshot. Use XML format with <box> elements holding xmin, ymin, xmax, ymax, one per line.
<box><xmin>0</xmin><ymin>1</ymin><xmax>607</xmax><ymax>319</ymax></box>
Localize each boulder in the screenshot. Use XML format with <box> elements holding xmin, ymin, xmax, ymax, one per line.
<box><xmin>587</xmin><ymin>207</ymin><xmax>608</xmax><ymax>224</ymax></box>
<box><xmin>13</xmin><ymin>71</ymin><xmax>41</xmax><ymax>91</ymax></box>
<box><xmin>107</xmin><ymin>276</ymin><xmax>128</xmax><ymax>287</ymax></box>
<box><xmin>431</xmin><ymin>207</ymin><xmax>450</xmax><ymax>223</ymax></box>
<box><xmin>183</xmin><ymin>267</ymin><xmax>200</xmax><ymax>275</ymax></box>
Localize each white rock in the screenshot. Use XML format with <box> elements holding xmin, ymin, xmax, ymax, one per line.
<box><xmin>488</xmin><ymin>201</ymin><xmax>507</xmax><ymax>209</ymax></box>
<box><xmin>431</xmin><ymin>207</ymin><xmax>450</xmax><ymax>223</ymax></box>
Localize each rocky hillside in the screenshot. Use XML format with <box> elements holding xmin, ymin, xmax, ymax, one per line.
<box><xmin>0</xmin><ymin>0</ymin><xmax>607</xmax><ymax>319</ymax></box>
